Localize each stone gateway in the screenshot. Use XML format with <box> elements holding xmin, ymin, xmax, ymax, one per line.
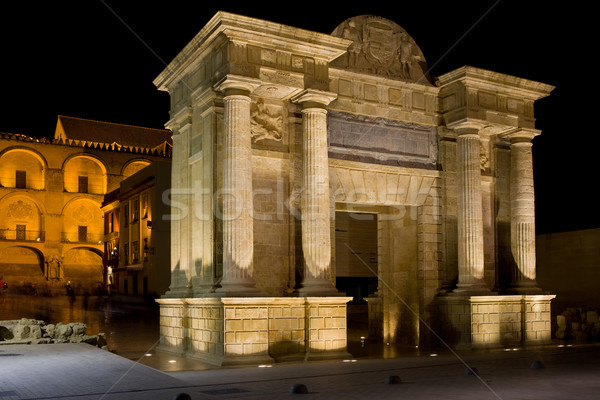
<box><xmin>154</xmin><ymin>12</ymin><xmax>555</xmax><ymax>365</ymax></box>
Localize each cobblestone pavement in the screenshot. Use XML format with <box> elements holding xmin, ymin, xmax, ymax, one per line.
<box><xmin>1</xmin><ymin>342</ymin><xmax>599</xmax><ymax>399</ymax></box>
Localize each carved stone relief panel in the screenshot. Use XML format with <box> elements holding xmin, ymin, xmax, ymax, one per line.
<box><xmin>7</xmin><ymin>200</ymin><xmax>33</xmax><ymax>220</ymax></box>
<box><xmin>327</xmin><ymin>111</ymin><xmax>437</xmax><ymax>168</ymax></box>
<box><xmin>250</xmin><ymin>98</ymin><xmax>286</xmax><ymax>152</ymax></box>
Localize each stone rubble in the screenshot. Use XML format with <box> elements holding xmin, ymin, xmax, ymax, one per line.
<box><xmin>555</xmin><ymin>308</ymin><xmax>600</xmax><ymax>341</ymax></box>
<box><xmin>0</xmin><ymin>318</ymin><xmax>108</xmax><ymax>349</ymax></box>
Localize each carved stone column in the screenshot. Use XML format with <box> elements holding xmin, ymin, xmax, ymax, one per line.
<box><xmin>163</xmin><ymin>114</ymin><xmax>193</xmax><ymax>298</ymax></box>
<box><xmin>504</xmin><ymin>129</ymin><xmax>541</xmax><ymax>293</ymax></box>
<box><xmin>455</xmin><ymin>128</ymin><xmax>488</xmax><ymax>294</ymax></box>
<box><xmin>293</xmin><ymin>90</ymin><xmax>339</xmax><ymax>296</ymax></box>
<box><xmin>214</xmin><ymin>76</ymin><xmax>262</xmax><ymax>296</ymax></box>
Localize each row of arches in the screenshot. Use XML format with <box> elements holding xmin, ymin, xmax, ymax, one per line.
<box><xmin>0</xmin><ymin>147</ymin><xmax>150</xmax><ymax>193</ymax></box>
<box><xmin>0</xmin><ymin>194</ymin><xmax>104</xmax><ymax>242</ymax></box>
<box><xmin>0</xmin><ymin>245</ymin><xmax>103</xmax><ymax>295</ymax></box>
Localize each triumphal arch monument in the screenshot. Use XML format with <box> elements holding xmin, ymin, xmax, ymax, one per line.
<box><xmin>154</xmin><ymin>12</ymin><xmax>555</xmax><ymax>365</ymax></box>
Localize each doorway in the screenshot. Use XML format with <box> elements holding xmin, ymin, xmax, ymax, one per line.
<box><xmin>335</xmin><ymin>211</ymin><xmax>379</xmax><ymax>339</ymax></box>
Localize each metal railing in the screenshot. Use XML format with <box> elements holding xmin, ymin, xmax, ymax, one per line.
<box><xmin>61</xmin><ymin>232</ymin><xmax>104</xmax><ymax>244</ymax></box>
<box><xmin>0</xmin><ymin>229</ymin><xmax>45</xmax><ymax>242</ymax></box>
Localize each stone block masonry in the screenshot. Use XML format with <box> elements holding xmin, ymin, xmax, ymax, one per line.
<box><xmin>154</xmin><ymin>11</ymin><xmax>556</xmax><ymax>357</ymax></box>
<box><xmin>437</xmin><ymin>295</ymin><xmax>555</xmax><ymax>349</ymax></box>
<box><xmin>156</xmin><ymin>297</ymin><xmax>352</xmax><ymax>366</ymax></box>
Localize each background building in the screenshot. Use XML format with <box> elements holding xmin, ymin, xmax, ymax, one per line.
<box><xmin>0</xmin><ymin>116</ymin><xmax>171</xmax><ymax>295</ymax></box>
<box><xmin>102</xmin><ymin>161</ymin><xmax>172</xmax><ymax>299</ymax></box>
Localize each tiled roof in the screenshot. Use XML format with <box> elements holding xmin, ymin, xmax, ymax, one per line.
<box><xmin>55</xmin><ymin>115</ymin><xmax>172</xmax><ymax>150</ymax></box>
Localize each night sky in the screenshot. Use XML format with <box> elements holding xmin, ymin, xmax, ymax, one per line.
<box><xmin>1</xmin><ymin>1</ymin><xmax>596</xmax><ymax>234</ymax></box>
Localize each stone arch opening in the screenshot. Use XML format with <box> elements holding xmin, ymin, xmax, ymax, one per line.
<box><xmin>0</xmin><ymin>246</ymin><xmax>45</xmax><ymax>290</ymax></box>
<box><xmin>62</xmin><ymin>247</ymin><xmax>103</xmax><ymax>295</ymax></box>
<box><xmin>0</xmin><ymin>147</ymin><xmax>47</xmax><ymax>190</ymax></box>
<box><xmin>61</xmin><ymin>197</ymin><xmax>104</xmax><ymax>244</ymax></box>
<box><xmin>121</xmin><ymin>159</ymin><xmax>151</xmax><ymax>179</ymax></box>
<box><xmin>63</xmin><ymin>154</ymin><xmax>107</xmax><ymax>194</ymax></box>
<box><xmin>0</xmin><ymin>195</ymin><xmax>44</xmax><ymax>241</ymax></box>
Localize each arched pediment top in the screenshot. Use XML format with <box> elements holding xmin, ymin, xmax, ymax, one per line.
<box><xmin>331</xmin><ymin>15</ymin><xmax>432</xmax><ymax>85</ymax></box>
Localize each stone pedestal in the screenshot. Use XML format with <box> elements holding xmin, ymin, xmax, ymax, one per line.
<box><xmin>437</xmin><ymin>294</ymin><xmax>555</xmax><ymax>350</ymax></box>
<box><xmin>156</xmin><ymin>296</ymin><xmax>352</xmax><ymax>366</ymax></box>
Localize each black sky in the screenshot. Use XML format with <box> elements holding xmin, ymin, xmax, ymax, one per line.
<box><xmin>0</xmin><ymin>1</ymin><xmax>596</xmax><ymax>234</ymax></box>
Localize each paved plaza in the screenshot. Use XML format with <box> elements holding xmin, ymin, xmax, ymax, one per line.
<box><xmin>1</xmin><ymin>342</ymin><xmax>599</xmax><ymax>399</ymax></box>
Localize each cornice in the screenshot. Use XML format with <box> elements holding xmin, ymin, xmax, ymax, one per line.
<box><xmin>154</xmin><ymin>11</ymin><xmax>352</xmax><ymax>92</ymax></box>
<box><xmin>435</xmin><ymin>65</ymin><xmax>555</xmax><ymax>100</ymax></box>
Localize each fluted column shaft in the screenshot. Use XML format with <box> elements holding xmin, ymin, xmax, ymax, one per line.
<box><xmin>217</xmin><ymin>89</ymin><xmax>258</xmax><ymax>295</ymax></box>
<box><xmin>293</xmin><ymin>90</ymin><xmax>338</xmax><ymax>295</ymax></box>
<box><xmin>509</xmin><ymin>135</ymin><xmax>539</xmax><ymax>291</ymax></box>
<box><xmin>302</xmin><ymin>106</ymin><xmax>331</xmax><ymax>280</ymax></box>
<box><xmin>456</xmin><ymin>130</ymin><xmax>487</xmax><ymax>292</ymax></box>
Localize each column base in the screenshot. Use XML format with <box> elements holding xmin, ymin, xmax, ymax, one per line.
<box><xmin>213</xmin><ymin>287</ymin><xmax>266</xmax><ymax>297</ymax></box>
<box><xmin>504</xmin><ymin>281</ymin><xmax>543</xmax><ymax>295</ymax></box>
<box><xmin>452</xmin><ymin>282</ymin><xmax>491</xmax><ymax>296</ymax></box>
<box><xmin>161</xmin><ymin>286</ymin><xmax>193</xmax><ymax>298</ymax></box>
<box><xmin>295</xmin><ymin>278</ymin><xmax>341</xmax><ymax>297</ymax></box>
<box><xmin>214</xmin><ymin>278</ymin><xmax>266</xmax><ymax>297</ymax></box>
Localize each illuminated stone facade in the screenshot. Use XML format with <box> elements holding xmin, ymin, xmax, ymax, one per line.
<box><xmin>154</xmin><ymin>12</ymin><xmax>555</xmax><ymax>364</ymax></box>
<box><xmin>101</xmin><ymin>161</ymin><xmax>172</xmax><ymax>298</ymax></box>
<box><xmin>0</xmin><ymin>116</ymin><xmax>171</xmax><ymax>295</ymax></box>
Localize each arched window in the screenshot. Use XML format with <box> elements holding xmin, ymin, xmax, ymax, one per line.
<box><xmin>0</xmin><ymin>148</ymin><xmax>46</xmax><ymax>190</ymax></box>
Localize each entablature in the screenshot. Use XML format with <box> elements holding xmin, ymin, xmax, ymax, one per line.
<box><xmin>436</xmin><ymin>66</ymin><xmax>554</xmax><ymax>133</ymax></box>
<box><xmin>154</xmin><ymin>12</ymin><xmax>352</xmax><ymax>105</ymax></box>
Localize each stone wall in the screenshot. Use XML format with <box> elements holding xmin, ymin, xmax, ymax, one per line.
<box><xmin>537</xmin><ymin>229</ymin><xmax>600</xmax><ymax>313</ymax></box>
<box><xmin>437</xmin><ymin>295</ymin><xmax>554</xmax><ymax>349</ymax></box>
<box><xmin>156</xmin><ymin>297</ymin><xmax>352</xmax><ymax>366</ymax></box>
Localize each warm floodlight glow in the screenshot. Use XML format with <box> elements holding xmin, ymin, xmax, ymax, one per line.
<box><xmin>144</xmin><ymin>353</ymin><xmax>152</xmax><ymax>357</ymax></box>
<box><xmin>430</xmin><ymin>353</ymin><xmax>438</xmax><ymax>357</ymax></box>
<box><xmin>258</xmin><ymin>364</ymin><xmax>272</xmax><ymax>368</ymax></box>
<box><xmin>343</xmin><ymin>359</ymin><xmax>357</xmax><ymax>363</ymax></box>
<box><xmin>168</xmin><ymin>360</ymin><xmax>177</xmax><ymax>363</ymax></box>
